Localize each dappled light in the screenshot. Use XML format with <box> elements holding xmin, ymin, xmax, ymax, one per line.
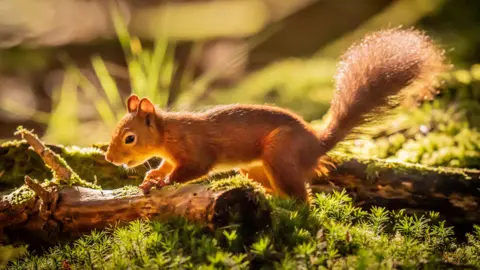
<box><xmin>1</xmin><ymin>0</ymin><xmax>480</xmax><ymax>268</ymax></box>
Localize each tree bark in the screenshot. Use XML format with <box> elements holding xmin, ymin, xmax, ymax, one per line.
<box><xmin>1</xmin><ymin>180</ymin><xmax>269</xmax><ymax>246</ymax></box>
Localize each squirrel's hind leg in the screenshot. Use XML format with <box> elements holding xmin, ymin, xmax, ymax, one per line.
<box><xmin>240</xmin><ymin>162</ymin><xmax>310</xmax><ymax>202</ymax></box>
<box><xmin>262</xmin><ymin>156</ymin><xmax>309</xmax><ymax>202</ymax></box>
<box><xmin>259</xmin><ymin>128</ymin><xmax>318</xmax><ymax>202</ymax></box>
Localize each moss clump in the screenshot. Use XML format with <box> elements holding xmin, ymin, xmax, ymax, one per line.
<box><xmin>208</xmin><ymin>174</ymin><xmax>266</xmax><ymax>194</ymax></box>
<box><xmin>55</xmin><ymin>166</ymin><xmax>98</xmax><ymax>190</ymax></box>
<box><xmin>444</xmin><ymin>225</ymin><xmax>480</xmax><ymax>266</ymax></box>
<box><xmin>4</xmin><ymin>185</ymin><xmax>35</xmax><ymax>206</ymax></box>
<box><xmin>13</xmin><ymin>127</ymin><xmax>99</xmax><ymax>190</ymax></box>
<box><xmin>0</xmin><ymin>140</ymin><xmax>143</xmax><ymax>190</ymax></box>
<box><xmin>111</xmin><ymin>185</ymin><xmax>142</xmax><ymax>198</ymax></box>
<box><xmin>91</xmin><ymin>142</ymin><xmax>109</xmax><ymax>152</ymax></box>
<box><xmin>0</xmin><ymin>245</ymin><xmax>27</xmax><ymax>267</ymax></box>
<box><xmin>8</xmin><ymin>190</ymin><xmax>480</xmax><ymax>269</ymax></box>
<box><xmin>0</xmin><ymin>140</ymin><xmax>53</xmax><ymax>188</ymax></box>
<box><xmin>61</xmin><ymin>146</ymin><xmax>145</xmax><ymax>189</ymax></box>
<box><xmin>64</xmin><ymin>146</ymin><xmax>105</xmax><ymax>157</ymax></box>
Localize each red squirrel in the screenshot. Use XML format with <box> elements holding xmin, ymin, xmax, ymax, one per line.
<box><xmin>105</xmin><ymin>28</ymin><xmax>446</xmax><ymax>201</ymax></box>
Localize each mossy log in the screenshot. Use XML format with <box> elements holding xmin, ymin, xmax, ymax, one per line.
<box><xmin>2</xmin><ymin>135</ymin><xmax>480</xmax><ymax>242</ymax></box>
<box><xmin>0</xmin><ymin>131</ymin><xmax>269</xmax><ymax>246</ymax></box>
<box><xmin>313</xmin><ymin>154</ymin><xmax>480</xmax><ymax>234</ymax></box>
<box><xmin>1</xmin><ymin>179</ymin><xmax>269</xmax><ymax>246</ymax></box>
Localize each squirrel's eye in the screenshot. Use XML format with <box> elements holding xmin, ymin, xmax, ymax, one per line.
<box><xmin>124</xmin><ymin>135</ymin><xmax>135</xmax><ymax>144</ymax></box>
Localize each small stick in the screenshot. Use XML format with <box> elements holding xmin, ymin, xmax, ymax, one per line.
<box><xmin>15</xmin><ymin>128</ymin><xmax>72</xmax><ymax>181</ymax></box>
<box><xmin>24</xmin><ymin>176</ymin><xmax>50</xmax><ymax>204</ymax></box>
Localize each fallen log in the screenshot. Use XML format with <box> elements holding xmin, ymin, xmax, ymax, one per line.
<box><xmin>1</xmin><ymin>129</ymin><xmax>480</xmax><ymax>244</ymax></box>
<box><xmin>313</xmin><ymin>154</ymin><xmax>480</xmax><ymax>236</ymax></box>
<box><xmin>0</xmin><ymin>129</ymin><xmax>270</xmax><ymax>247</ymax></box>
<box><xmin>2</xmin><ymin>177</ymin><xmax>269</xmax><ymax>247</ymax></box>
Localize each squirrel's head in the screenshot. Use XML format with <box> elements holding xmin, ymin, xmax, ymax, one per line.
<box><xmin>105</xmin><ymin>94</ymin><xmax>164</xmax><ymax>168</ymax></box>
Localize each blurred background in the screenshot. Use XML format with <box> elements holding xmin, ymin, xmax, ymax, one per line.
<box><xmin>0</xmin><ymin>0</ymin><xmax>479</xmax><ymax>146</ymax></box>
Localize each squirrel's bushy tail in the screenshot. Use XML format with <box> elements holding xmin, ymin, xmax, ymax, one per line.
<box><xmin>318</xmin><ymin>28</ymin><xmax>447</xmax><ymax>152</ymax></box>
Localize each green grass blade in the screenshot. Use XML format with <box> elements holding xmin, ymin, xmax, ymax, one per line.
<box><xmin>146</xmin><ymin>39</ymin><xmax>168</xmax><ymax>105</ymax></box>
<box><xmin>158</xmin><ymin>43</ymin><xmax>176</xmax><ymax>107</ymax></box>
<box><xmin>128</xmin><ymin>58</ymin><xmax>148</xmax><ymax>97</ymax></box>
<box><xmin>75</xmin><ymin>70</ymin><xmax>118</xmax><ymax>130</ymax></box>
<box><xmin>111</xmin><ymin>4</ymin><xmax>132</xmax><ymax>55</ymax></box>
<box><xmin>91</xmin><ymin>55</ymin><xmax>123</xmax><ymax>114</ymax></box>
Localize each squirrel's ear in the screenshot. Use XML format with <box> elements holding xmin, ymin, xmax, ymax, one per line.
<box><xmin>127</xmin><ymin>94</ymin><xmax>140</xmax><ymax>113</ymax></box>
<box><xmin>138</xmin><ymin>98</ymin><xmax>156</xmax><ymax>116</ymax></box>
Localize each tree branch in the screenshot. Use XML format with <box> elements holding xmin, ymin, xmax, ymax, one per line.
<box><xmin>14</xmin><ymin>128</ymin><xmax>72</xmax><ymax>181</ymax></box>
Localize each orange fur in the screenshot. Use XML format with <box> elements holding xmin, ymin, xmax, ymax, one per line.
<box><xmin>105</xmin><ymin>28</ymin><xmax>446</xmax><ymax>202</ymax></box>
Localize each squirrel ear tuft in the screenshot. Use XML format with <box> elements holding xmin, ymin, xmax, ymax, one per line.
<box><xmin>138</xmin><ymin>98</ymin><xmax>156</xmax><ymax>116</ymax></box>
<box><xmin>127</xmin><ymin>94</ymin><xmax>140</xmax><ymax>113</ymax></box>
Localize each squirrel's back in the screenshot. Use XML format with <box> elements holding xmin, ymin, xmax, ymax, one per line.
<box><xmin>319</xmin><ymin>28</ymin><xmax>447</xmax><ymax>152</ymax></box>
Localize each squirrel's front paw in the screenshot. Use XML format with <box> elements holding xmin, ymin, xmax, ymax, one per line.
<box><xmin>140</xmin><ymin>170</ymin><xmax>165</xmax><ymax>193</ymax></box>
<box><xmin>139</xmin><ymin>179</ymin><xmax>156</xmax><ymax>194</ymax></box>
<box><xmin>139</xmin><ymin>176</ymin><xmax>171</xmax><ymax>194</ymax></box>
<box><xmin>155</xmin><ymin>176</ymin><xmax>171</xmax><ymax>188</ymax></box>
<box><xmin>145</xmin><ymin>169</ymin><xmax>167</xmax><ymax>181</ymax></box>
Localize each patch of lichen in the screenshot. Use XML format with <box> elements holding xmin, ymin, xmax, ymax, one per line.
<box><xmin>335</xmin><ymin>65</ymin><xmax>480</xmax><ymax>169</ymax></box>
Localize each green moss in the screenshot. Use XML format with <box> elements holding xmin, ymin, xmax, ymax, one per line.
<box><xmin>1</xmin><ymin>128</ymin><xmax>100</xmax><ymax>190</ymax></box>
<box><xmin>0</xmin><ymin>245</ymin><xmax>28</xmax><ymax>268</ymax></box>
<box><xmin>64</xmin><ymin>145</ymin><xmax>105</xmax><ymax>157</ymax></box>
<box><xmin>0</xmin><ymin>140</ymin><xmax>52</xmax><ymax>188</ymax></box>
<box><xmin>91</xmin><ymin>142</ymin><xmax>109</xmax><ymax>152</ymax></box>
<box><xmin>0</xmin><ymin>140</ymin><xmax>27</xmax><ymax>148</ymax></box>
<box><xmin>8</xmin><ymin>191</ymin><xmax>480</xmax><ymax>269</ymax></box>
<box><xmin>5</xmin><ymin>185</ymin><xmax>35</xmax><ymax>206</ymax></box>
<box><xmin>208</xmin><ymin>174</ymin><xmax>265</xmax><ymax>194</ymax></box>
<box><xmin>0</xmin><ymin>140</ymin><xmax>143</xmax><ymax>190</ymax></box>
<box><xmin>330</xmin><ymin>152</ymin><xmax>475</xmax><ymax>181</ymax></box>
<box><xmin>111</xmin><ymin>185</ymin><xmax>142</xmax><ymax>198</ymax></box>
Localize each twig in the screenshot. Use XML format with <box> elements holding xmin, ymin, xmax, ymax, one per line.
<box><xmin>24</xmin><ymin>176</ymin><xmax>50</xmax><ymax>204</ymax></box>
<box><xmin>15</xmin><ymin>127</ymin><xmax>72</xmax><ymax>181</ymax></box>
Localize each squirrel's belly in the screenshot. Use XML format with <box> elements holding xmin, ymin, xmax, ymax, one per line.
<box><xmin>211</xmin><ymin>160</ymin><xmax>263</xmax><ymax>173</ymax></box>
